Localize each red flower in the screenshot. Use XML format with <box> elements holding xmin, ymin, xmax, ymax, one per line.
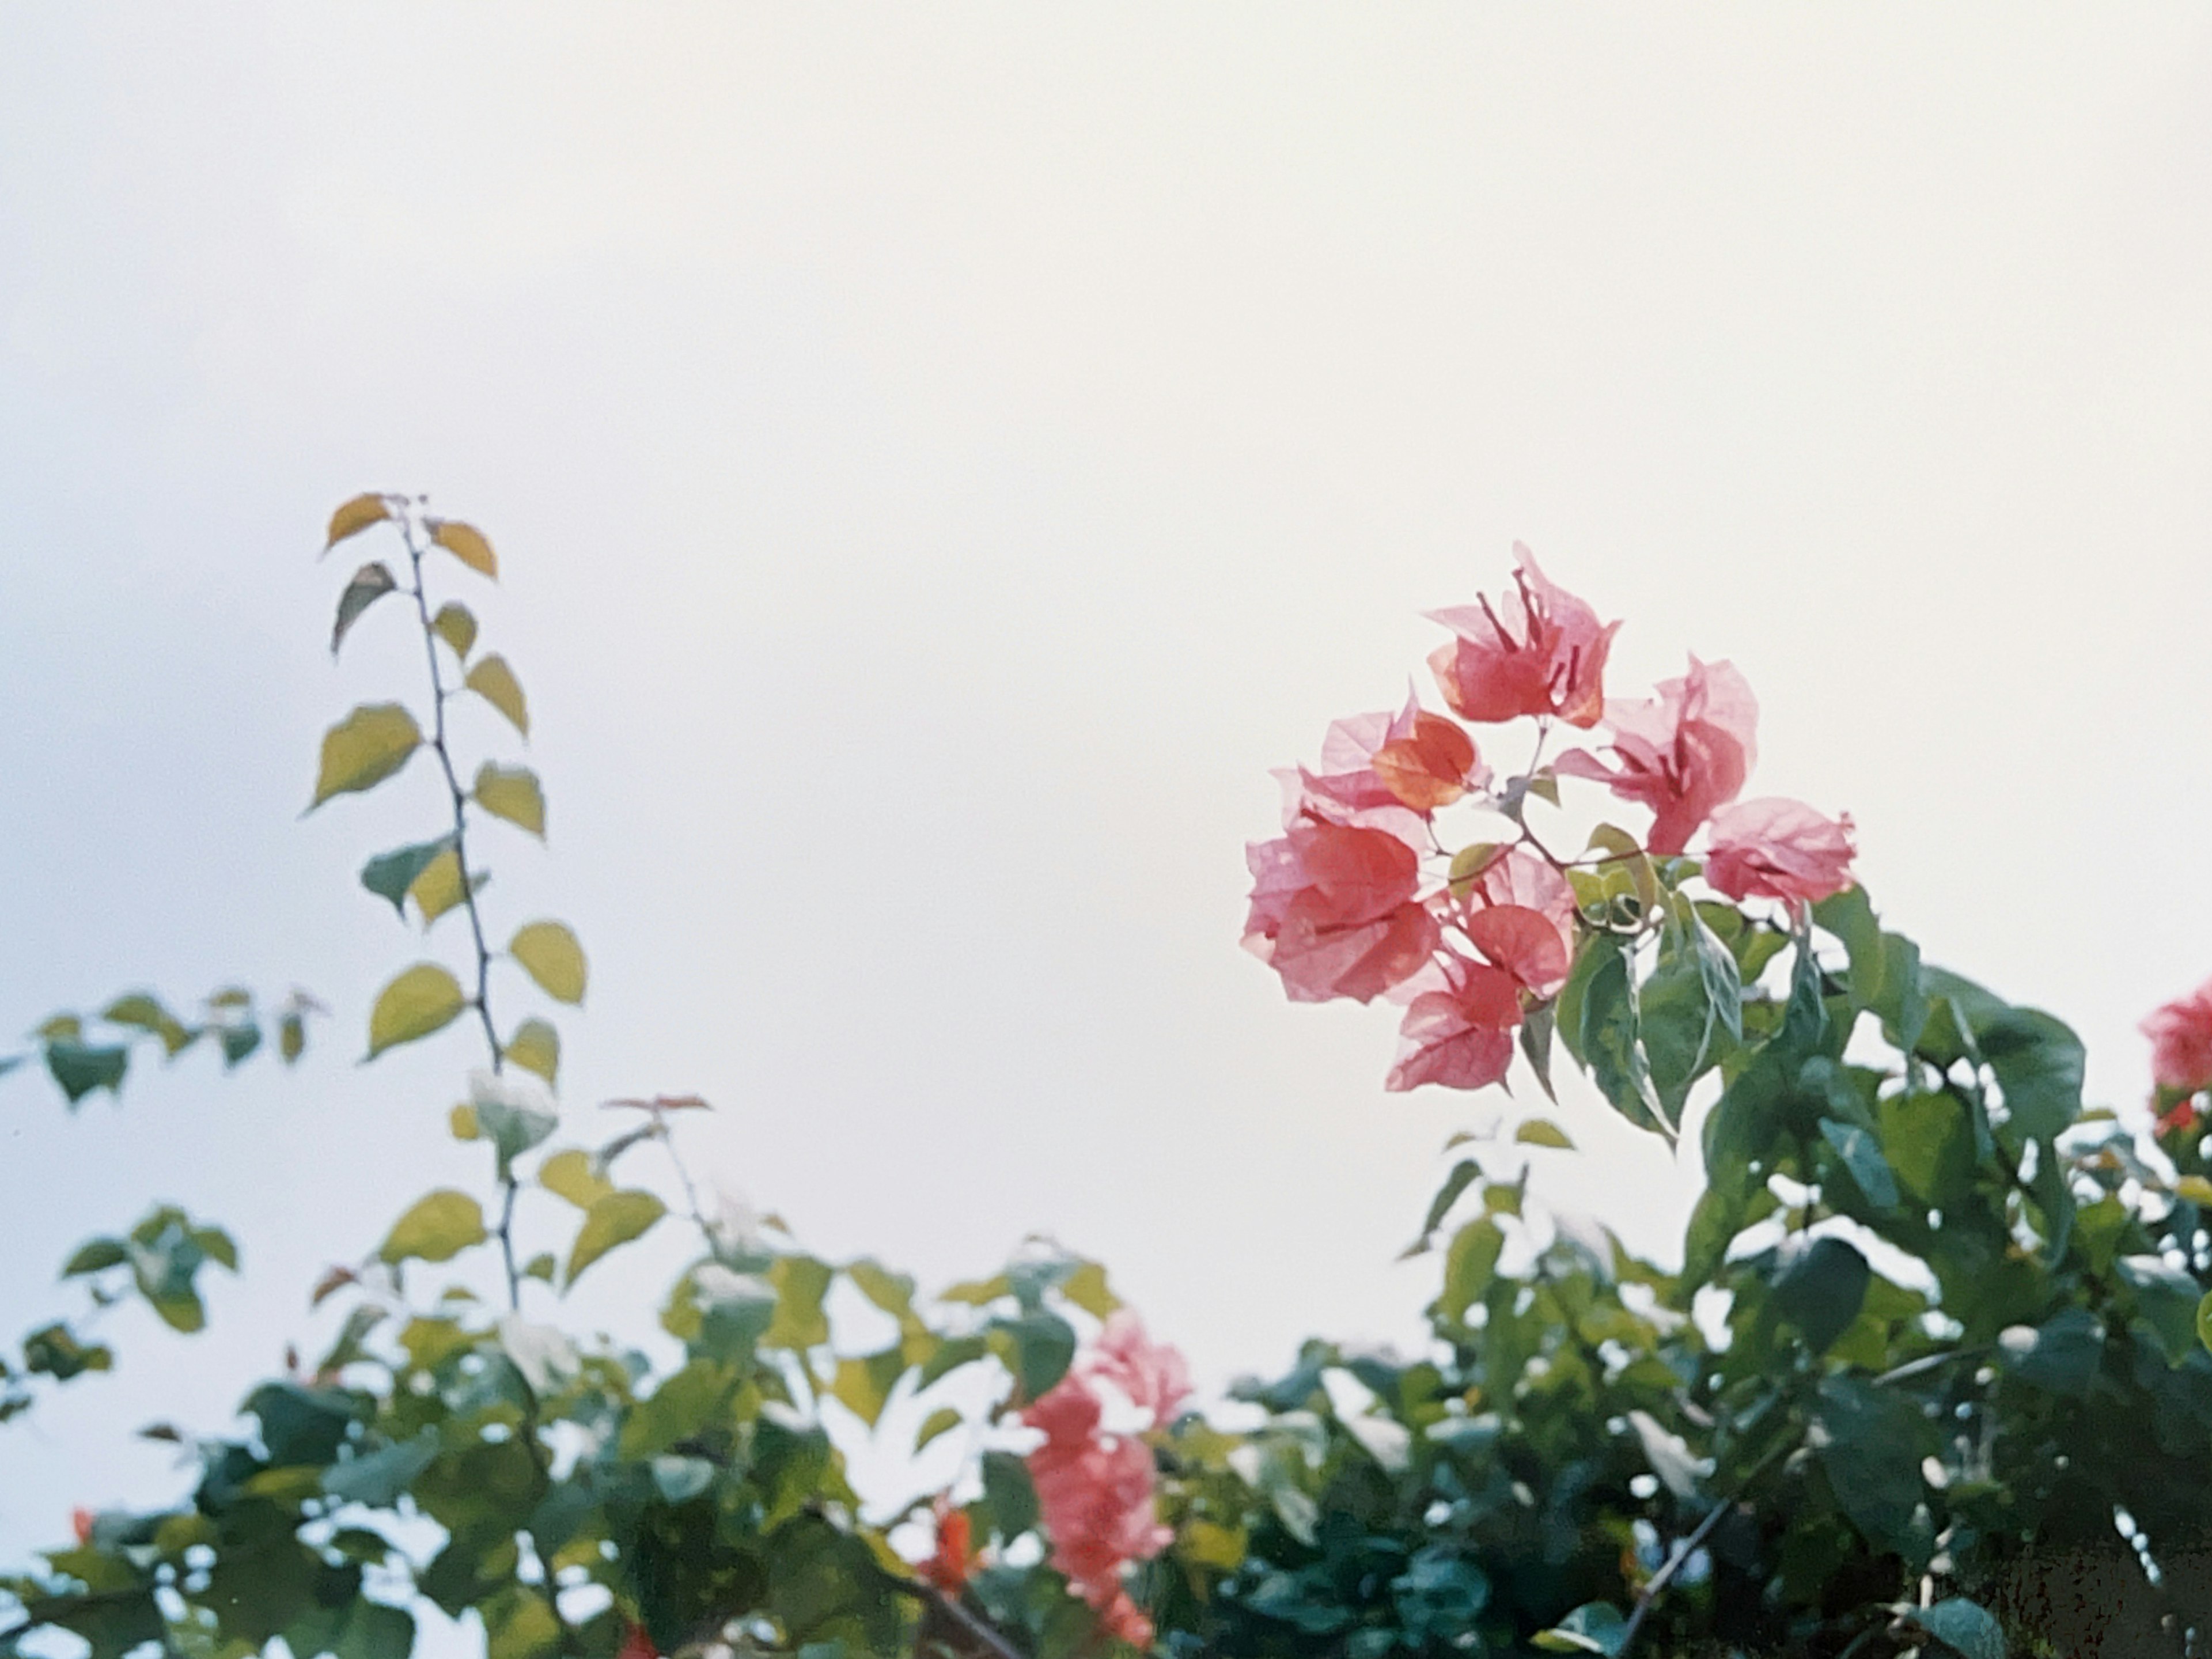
<box><xmin>919</xmin><ymin>1494</ymin><xmax>980</xmax><ymax>1593</ymax></box>
<box><xmin>1556</xmin><ymin>657</ymin><xmax>1758</xmax><ymax>854</ymax></box>
<box><xmin>1372</xmin><ymin>713</ymin><xmax>1481</xmax><ymax>813</ymax></box>
<box><xmin>1426</xmin><ymin>546</ymin><xmax>1619</xmax><ymax>729</ymax></box>
<box><xmin>71</xmin><ymin>1508</ymin><xmax>93</xmax><ymax>1547</ymax></box>
<box><xmin>1283</xmin><ymin>696</ymin><xmax>1478</xmax><ymax>840</ymax></box>
<box><xmin>616</xmin><ymin>1623</ymin><xmax>659</xmax><ymax>1659</ymax></box>
<box><xmin>1243</xmin><ymin>822</ymin><xmax>1439</xmax><ymax>1003</ymax></box>
<box><xmin>1386</xmin><ymin>961</ymin><xmax>1523</xmax><ymax>1093</ymax></box>
<box><xmin>1702</xmin><ymin>798</ymin><xmax>1857</xmax><ymax>908</ymax></box>
<box><xmin>1022</xmin><ymin>1373</ymin><xmax>1171</xmax><ymax>1649</ymax></box>
<box><xmin>2144</xmin><ymin>978</ymin><xmax>2212</xmax><ymax>1096</ymax></box>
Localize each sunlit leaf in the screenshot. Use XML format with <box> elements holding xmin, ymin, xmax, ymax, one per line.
<box><xmin>510</xmin><ymin>921</ymin><xmax>586</xmax><ymax>1003</ymax></box>
<box><xmin>1515</xmin><ymin>1118</ymin><xmax>1575</xmax><ymax>1150</ymax></box>
<box><xmin>366</xmin><ymin>963</ymin><xmax>466</xmax><ymax>1059</ymax></box>
<box><xmin>431</xmin><ymin>601</ymin><xmax>478</xmax><ymax>659</ymax></box>
<box><xmin>408</xmin><ymin>846</ymin><xmax>481</xmax><ymax>926</ymax></box>
<box><xmin>331</xmin><ymin>561</ymin><xmax>398</xmax><ymax>656</ymax></box>
<box><xmin>465</xmin><ymin>654</ymin><xmax>529</xmax><ymax>737</ymax></box>
<box><xmin>565</xmin><ymin>1190</ymin><xmax>666</xmax><ymax>1288</ymax></box>
<box><xmin>506</xmin><ymin>1017</ymin><xmax>560</xmax><ymax>1085</ymax></box>
<box><xmin>101</xmin><ymin>994</ymin><xmax>194</xmax><ymax>1056</ymax></box>
<box><xmin>915</xmin><ymin>1405</ymin><xmax>962</xmax><ymax>1453</ymax></box>
<box><xmin>359</xmin><ymin>837</ymin><xmax>452</xmax><ymax>917</ymax></box>
<box><xmin>378</xmin><ymin>1190</ymin><xmax>486</xmax><ymax>1266</ymax></box>
<box><xmin>311</xmin><ymin>703</ymin><xmax>422</xmax><ymax>808</ymax></box>
<box><xmin>540</xmin><ymin>1148</ymin><xmax>612</xmax><ymax>1210</ymax></box>
<box><xmin>474</xmin><ymin>762</ymin><xmax>545</xmax><ymax>837</ymax></box>
<box><xmin>324</xmin><ymin>493</ymin><xmax>392</xmax><ymax>551</ymax></box>
<box><xmin>429</xmin><ymin>518</ymin><xmax>498</xmax><ymax>578</ymax></box>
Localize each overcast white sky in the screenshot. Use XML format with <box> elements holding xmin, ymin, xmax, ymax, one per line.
<box><xmin>3</xmin><ymin>3</ymin><xmax>2210</xmax><ymax>1565</ymax></box>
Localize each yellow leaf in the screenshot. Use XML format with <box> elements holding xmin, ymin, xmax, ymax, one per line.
<box><xmin>378</xmin><ymin>1189</ymin><xmax>486</xmax><ymax>1265</ymax></box>
<box><xmin>915</xmin><ymin>1405</ymin><xmax>962</xmax><ymax>1453</ymax></box>
<box><xmin>506</xmin><ymin>1017</ymin><xmax>560</xmax><ymax>1085</ymax></box>
<box><xmin>474</xmin><ymin>763</ymin><xmax>546</xmax><ymax>838</ymax></box>
<box><xmin>450</xmin><ymin>1104</ymin><xmax>480</xmax><ymax>1141</ymax></box>
<box><xmin>408</xmin><ymin>847</ymin><xmax>474</xmax><ymax>926</ymax></box>
<box><xmin>324</xmin><ymin>493</ymin><xmax>391</xmax><ymax>551</ymax></box>
<box><xmin>466</xmin><ymin>654</ymin><xmax>529</xmax><ymax>737</ymax></box>
<box><xmin>366</xmin><ymin>963</ymin><xmax>466</xmax><ymax>1059</ymax></box>
<box><xmin>429</xmin><ymin>518</ymin><xmax>498</xmax><ymax>579</ymax></box>
<box><xmin>1059</xmin><ymin>1260</ymin><xmax>1120</xmax><ymax>1319</ymax></box>
<box><xmin>565</xmin><ymin>1190</ymin><xmax>665</xmax><ymax>1288</ymax></box>
<box><xmin>432</xmin><ymin>601</ymin><xmax>478</xmax><ymax>660</ymax></box>
<box><xmin>2175</xmin><ymin>1175</ymin><xmax>2212</xmax><ymax>1205</ymax></box>
<box><xmin>510</xmin><ymin>921</ymin><xmax>586</xmax><ymax>1005</ymax></box>
<box><xmin>540</xmin><ymin>1149</ymin><xmax>611</xmax><ymax>1210</ymax></box>
<box><xmin>1514</xmin><ymin>1119</ymin><xmax>1576</xmax><ymax>1150</ymax></box>
<box><xmin>310</xmin><ymin>703</ymin><xmax>422</xmax><ymax>808</ymax></box>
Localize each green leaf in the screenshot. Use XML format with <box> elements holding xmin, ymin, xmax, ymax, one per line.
<box><xmin>650</xmin><ymin>1454</ymin><xmax>715</xmax><ymax>1503</ymax></box>
<box><xmin>466</xmin><ymin>654</ymin><xmax>529</xmax><ymax>737</ymax></box>
<box><xmin>1998</xmin><ymin>1307</ymin><xmax>2104</xmax><ymax>1396</ymax></box>
<box><xmin>325</xmin><ymin>493</ymin><xmax>392</xmax><ymax>550</ymax></box>
<box><xmin>219</xmin><ymin>1021</ymin><xmax>261</xmax><ymax>1066</ymax></box>
<box><xmin>332</xmin><ymin>560</ymin><xmax>398</xmax><ymax>656</ymax></box>
<box><xmin>1903</xmin><ymin>1597</ymin><xmax>2006</xmax><ymax>1659</ymax></box>
<box><xmin>2200</xmin><ymin>1290</ymin><xmax>2212</xmax><ymax>1358</ymax></box>
<box><xmin>279</xmin><ymin>1009</ymin><xmax>306</xmax><ymax>1062</ymax></box>
<box><xmin>429</xmin><ymin>517</ymin><xmax>498</xmax><ymax>578</ymax></box>
<box><xmin>46</xmin><ymin>1039</ymin><xmax>127</xmax><ymax>1104</ymax></box>
<box><xmin>1578</xmin><ymin>945</ymin><xmax>1666</xmax><ymax>1135</ymax></box>
<box><xmin>323</xmin><ymin>1430</ymin><xmax>440</xmax><ymax>1506</ymax></box>
<box><xmin>830</xmin><ymin>1346</ymin><xmax>908</xmax><ymax>1426</ymax></box>
<box><xmin>1767</xmin><ymin>1234</ymin><xmax>1870</xmax><ymax>1354</ymax></box>
<box><xmin>540</xmin><ymin>1149</ymin><xmax>612</xmax><ymax>1210</ymax></box>
<box><xmin>1819</xmin><ymin>1118</ymin><xmax>1900</xmax><ymax>1210</ymax></box>
<box><xmin>474</xmin><ymin>762</ymin><xmax>546</xmax><ymax>837</ymax></box>
<box><xmin>379</xmin><ymin>1190</ymin><xmax>487</xmax><ymax>1266</ymax></box>
<box><xmin>1878</xmin><ymin>1090</ymin><xmax>1973</xmax><ymax>1207</ymax></box>
<box><xmin>1532</xmin><ymin>1601</ymin><xmax>1628</xmax><ymax>1655</ymax></box>
<box><xmin>565</xmin><ymin>1190</ymin><xmax>666</xmax><ymax>1288</ymax></box>
<box><xmin>101</xmin><ymin>993</ymin><xmax>194</xmax><ymax>1056</ymax></box>
<box><xmin>979</xmin><ymin>1449</ymin><xmax>1039</xmax><ymax>1540</ymax></box>
<box><xmin>990</xmin><ymin>1311</ymin><xmax>1077</xmax><ymax>1401</ymax></box>
<box><xmin>1446</xmin><ymin>841</ymin><xmax>1505</xmax><ymax>900</ymax></box>
<box><xmin>62</xmin><ymin>1237</ymin><xmax>127</xmax><ymax>1276</ymax></box>
<box><xmin>2117</xmin><ymin>1253</ymin><xmax>2203</xmax><ymax>1364</ymax></box>
<box><xmin>766</xmin><ymin>1255</ymin><xmax>835</xmax><ymax>1349</ymax></box>
<box><xmin>915</xmin><ymin>1405</ymin><xmax>962</xmax><ymax>1453</ymax></box>
<box><xmin>1515</xmin><ymin>1118</ymin><xmax>1574</xmax><ymax>1149</ymax></box>
<box><xmin>510</xmin><ymin>921</ymin><xmax>586</xmax><ymax>1003</ymax></box>
<box><xmin>1059</xmin><ymin>1259</ymin><xmax>1119</xmax><ymax>1319</ymax></box>
<box><xmin>311</xmin><ymin>703</ymin><xmax>422</xmax><ymax>808</ymax></box>
<box><xmin>1518</xmin><ymin>998</ymin><xmax>1558</xmax><ymax>1101</ymax></box>
<box><xmin>361</xmin><ymin>838</ymin><xmax>453</xmax><ymax>916</ymax></box>
<box><xmin>21</xmin><ymin>1322</ymin><xmax>112</xmax><ymax>1380</ymax></box>
<box><xmin>476</xmin><ymin>1095</ymin><xmax>557</xmax><ymax>1181</ymax></box>
<box><xmin>366</xmin><ymin>963</ymin><xmax>466</xmax><ymax>1058</ymax></box>
<box><xmin>1437</xmin><ymin>1218</ymin><xmax>1503</xmax><ymax>1326</ymax></box>
<box><xmin>1406</xmin><ymin>1159</ymin><xmax>1481</xmax><ymax>1257</ymax></box>
<box><xmin>407</xmin><ymin>846</ymin><xmax>481</xmax><ymax>927</ymax></box>
<box><xmin>505</xmin><ymin>1017</ymin><xmax>560</xmax><ymax>1085</ymax></box>
<box><xmin>1813</xmin><ymin>1374</ymin><xmax>1935</xmax><ymax>1565</ymax></box>
<box><xmin>432</xmin><ymin>601</ymin><xmax>478</xmax><ymax>659</ymax></box>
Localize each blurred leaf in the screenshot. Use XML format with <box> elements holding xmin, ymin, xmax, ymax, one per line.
<box><xmin>219</xmin><ymin>1022</ymin><xmax>260</xmax><ymax>1067</ymax></box>
<box><xmin>62</xmin><ymin>1238</ymin><xmax>126</xmax><ymax>1277</ymax></box>
<box><xmin>311</xmin><ymin>703</ymin><xmax>422</xmax><ymax>808</ymax></box>
<box><xmin>766</xmin><ymin>1255</ymin><xmax>834</xmax><ymax>1349</ymax></box>
<box><xmin>22</xmin><ymin>1323</ymin><xmax>112</xmax><ymax>1379</ymax></box>
<box><xmin>431</xmin><ymin>600</ymin><xmax>478</xmax><ymax>659</ymax></box>
<box><xmin>476</xmin><ymin>1096</ymin><xmax>557</xmax><ymax>1181</ymax></box>
<box><xmin>540</xmin><ymin>1148</ymin><xmax>612</xmax><ymax>1210</ymax></box>
<box><xmin>378</xmin><ymin>1190</ymin><xmax>487</xmax><ymax>1266</ymax></box>
<box><xmin>1819</xmin><ymin>1118</ymin><xmax>1900</xmax><ymax>1210</ymax></box>
<box><xmin>510</xmin><ymin>921</ymin><xmax>586</xmax><ymax>1003</ymax></box>
<box><xmin>279</xmin><ymin>1010</ymin><xmax>306</xmax><ymax>1062</ymax></box>
<box><xmin>408</xmin><ymin>847</ymin><xmax>481</xmax><ymax>927</ymax></box>
<box><xmin>565</xmin><ymin>1190</ymin><xmax>666</xmax><ymax>1288</ymax></box>
<box><xmin>429</xmin><ymin>518</ymin><xmax>498</xmax><ymax>578</ymax></box>
<box><xmin>332</xmin><ymin>560</ymin><xmax>397</xmax><ymax>656</ymax></box>
<box><xmin>47</xmin><ymin>1040</ymin><xmax>127</xmax><ymax>1104</ymax></box>
<box><xmin>366</xmin><ymin>963</ymin><xmax>466</xmax><ymax>1058</ymax></box>
<box><xmin>990</xmin><ymin>1311</ymin><xmax>1076</xmax><ymax>1401</ymax></box>
<box><xmin>979</xmin><ymin>1449</ymin><xmax>1039</xmax><ymax>1540</ymax></box>
<box><xmin>1405</xmin><ymin>1159</ymin><xmax>1482</xmax><ymax>1259</ymax></box>
<box><xmin>1059</xmin><ymin>1259</ymin><xmax>1118</xmax><ymax>1319</ymax></box>
<box><xmin>1533</xmin><ymin>1601</ymin><xmax>1628</xmax><ymax>1655</ymax></box>
<box><xmin>361</xmin><ymin>837</ymin><xmax>452</xmax><ymax>918</ymax></box>
<box><xmin>101</xmin><ymin>994</ymin><xmax>193</xmax><ymax>1056</ymax></box>
<box><xmin>1768</xmin><ymin>1234</ymin><xmax>1871</xmax><ymax>1355</ymax></box>
<box><xmin>324</xmin><ymin>493</ymin><xmax>391</xmax><ymax>550</ymax></box>
<box><xmin>915</xmin><ymin>1406</ymin><xmax>961</xmax><ymax>1453</ymax></box>
<box><xmin>474</xmin><ymin>763</ymin><xmax>546</xmax><ymax>838</ymax></box>
<box><xmin>506</xmin><ymin>1017</ymin><xmax>560</xmax><ymax>1085</ymax></box>
<box><xmin>1902</xmin><ymin>1597</ymin><xmax>2005</xmax><ymax>1659</ymax></box>
<box><xmin>1515</xmin><ymin>1118</ymin><xmax>1575</xmax><ymax>1150</ymax></box>
<box><xmin>1437</xmin><ymin>1218</ymin><xmax>1503</xmax><ymax>1326</ymax></box>
<box><xmin>1998</xmin><ymin>1307</ymin><xmax>2104</xmax><ymax>1396</ymax></box>
<box><xmin>466</xmin><ymin>654</ymin><xmax>529</xmax><ymax>737</ymax></box>
<box><xmin>323</xmin><ymin>1430</ymin><xmax>440</xmax><ymax>1506</ymax></box>
<box><xmin>830</xmin><ymin>1346</ymin><xmax>907</xmax><ymax>1426</ymax></box>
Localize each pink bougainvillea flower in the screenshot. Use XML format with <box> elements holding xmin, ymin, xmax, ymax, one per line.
<box><xmin>1465</xmin><ymin>847</ymin><xmax>1577</xmax><ymax>972</ymax></box>
<box><xmin>1385</xmin><ymin>961</ymin><xmax>1523</xmax><ymax>1093</ymax></box>
<box><xmin>1426</xmin><ymin>545</ymin><xmax>1620</xmax><ymax>729</ymax></box>
<box><xmin>2143</xmin><ymin>978</ymin><xmax>2212</xmax><ymax>1097</ymax></box>
<box><xmin>1702</xmin><ymin>797</ymin><xmax>1857</xmax><ymax>908</ymax></box>
<box><xmin>1086</xmin><ymin>1312</ymin><xmax>1192</xmax><ymax>1428</ymax></box>
<box><xmin>1243</xmin><ymin>822</ymin><xmax>1440</xmax><ymax>1003</ymax></box>
<box><xmin>1556</xmin><ymin>656</ymin><xmax>1759</xmax><ymax>854</ymax></box>
<box><xmin>1372</xmin><ymin>712</ymin><xmax>1482</xmax><ymax>812</ymax></box>
<box><xmin>1282</xmin><ymin>694</ymin><xmax>1474</xmax><ymax>844</ymax></box>
<box><xmin>1464</xmin><ymin>903</ymin><xmax>1570</xmax><ymax>998</ymax></box>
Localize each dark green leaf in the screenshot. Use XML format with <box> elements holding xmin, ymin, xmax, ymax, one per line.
<box><xmin>1768</xmin><ymin>1234</ymin><xmax>1870</xmax><ymax>1354</ymax></box>
<box><xmin>1819</xmin><ymin>1118</ymin><xmax>1900</xmax><ymax>1210</ymax></box>
<box><xmin>332</xmin><ymin>560</ymin><xmax>398</xmax><ymax>656</ymax></box>
<box><xmin>46</xmin><ymin>1040</ymin><xmax>127</xmax><ymax>1104</ymax></box>
<box><xmin>990</xmin><ymin>1310</ymin><xmax>1077</xmax><ymax>1402</ymax></box>
<box><xmin>1903</xmin><ymin>1597</ymin><xmax>2005</xmax><ymax>1659</ymax></box>
<box><xmin>361</xmin><ymin>838</ymin><xmax>454</xmax><ymax>919</ymax></box>
<box><xmin>980</xmin><ymin>1449</ymin><xmax>1039</xmax><ymax>1540</ymax></box>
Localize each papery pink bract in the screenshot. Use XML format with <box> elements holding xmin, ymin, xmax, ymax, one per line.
<box><xmin>1426</xmin><ymin>545</ymin><xmax>1619</xmax><ymax>729</ymax></box>
<box><xmin>1702</xmin><ymin>798</ymin><xmax>1857</xmax><ymax>907</ymax></box>
<box><xmin>1087</xmin><ymin>1312</ymin><xmax>1192</xmax><ymax>1429</ymax></box>
<box><xmin>1465</xmin><ymin>903</ymin><xmax>1570</xmax><ymax>997</ymax></box>
<box><xmin>2143</xmin><ymin>978</ymin><xmax>2212</xmax><ymax>1096</ymax></box>
<box><xmin>1469</xmin><ymin>848</ymin><xmax>1577</xmax><ymax>969</ymax></box>
<box><xmin>1243</xmin><ymin>823</ymin><xmax>1439</xmax><ymax>1003</ymax></box>
<box><xmin>1373</xmin><ymin>713</ymin><xmax>1481</xmax><ymax>812</ymax></box>
<box><xmin>1556</xmin><ymin>656</ymin><xmax>1759</xmax><ymax>854</ymax></box>
<box><xmin>1385</xmin><ymin>962</ymin><xmax>1522</xmax><ymax>1092</ymax></box>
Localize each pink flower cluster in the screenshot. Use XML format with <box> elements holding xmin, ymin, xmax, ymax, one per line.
<box><xmin>1243</xmin><ymin>546</ymin><xmax>1858</xmax><ymax>1093</ymax></box>
<box><xmin>2143</xmin><ymin>979</ymin><xmax>2212</xmax><ymax>1131</ymax></box>
<box><xmin>1020</xmin><ymin>1313</ymin><xmax>1191</xmax><ymax>1649</ymax></box>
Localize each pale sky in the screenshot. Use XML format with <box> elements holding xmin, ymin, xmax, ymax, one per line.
<box><xmin>3</xmin><ymin>3</ymin><xmax>2210</xmax><ymax>1569</ymax></box>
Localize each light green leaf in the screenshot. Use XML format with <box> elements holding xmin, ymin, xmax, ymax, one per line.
<box><xmin>1515</xmin><ymin>1118</ymin><xmax>1575</xmax><ymax>1150</ymax></box>
<box><xmin>565</xmin><ymin>1190</ymin><xmax>666</xmax><ymax>1288</ymax></box>
<box><xmin>915</xmin><ymin>1406</ymin><xmax>962</xmax><ymax>1453</ymax></box>
<box><xmin>510</xmin><ymin>921</ymin><xmax>586</xmax><ymax>1004</ymax></box>
<box><xmin>831</xmin><ymin>1346</ymin><xmax>908</xmax><ymax>1426</ymax></box>
<box><xmin>466</xmin><ymin>654</ymin><xmax>529</xmax><ymax>737</ymax></box>
<box><xmin>1533</xmin><ymin>1603</ymin><xmax>1628</xmax><ymax>1656</ymax></box>
<box><xmin>429</xmin><ymin>517</ymin><xmax>498</xmax><ymax>578</ymax></box>
<box><xmin>505</xmin><ymin>1018</ymin><xmax>560</xmax><ymax>1085</ymax></box>
<box><xmin>540</xmin><ymin>1148</ymin><xmax>612</xmax><ymax>1210</ymax></box>
<box><xmin>378</xmin><ymin>1190</ymin><xmax>486</xmax><ymax>1266</ymax></box>
<box><xmin>311</xmin><ymin>703</ymin><xmax>422</xmax><ymax>808</ymax></box>
<box><xmin>366</xmin><ymin>963</ymin><xmax>466</xmax><ymax>1059</ymax></box>
<box><xmin>431</xmin><ymin>601</ymin><xmax>478</xmax><ymax>660</ymax></box>
<box><xmin>324</xmin><ymin>493</ymin><xmax>391</xmax><ymax>551</ymax></box>
<box><xmin>474</xmin><ymin>763</ymin><xmax>546</xmax><ymax>838</ymax></box>
<box><xmin>1437</xmin><ymin>1218</ymin><xmax>1503</xmax><ymax>1326</ymax></box>
<box><xmin>360</xmin><ymin>838</ymin><xmax>452</xmax><ymax>917</ymax></box>
<box><xmin>331</xmin><ymin>561</ymin><xmax>397</xmax><ymax>656</ymax></box>
<box><xmin>101</xmin><ymin>994</ymin><xmax>194</xmax><ymax>1056</ymax></box>
<box><xmin>407</xmin><ymin>846</ymin><xmax>480</xmax><ymax>927</ymax></box>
